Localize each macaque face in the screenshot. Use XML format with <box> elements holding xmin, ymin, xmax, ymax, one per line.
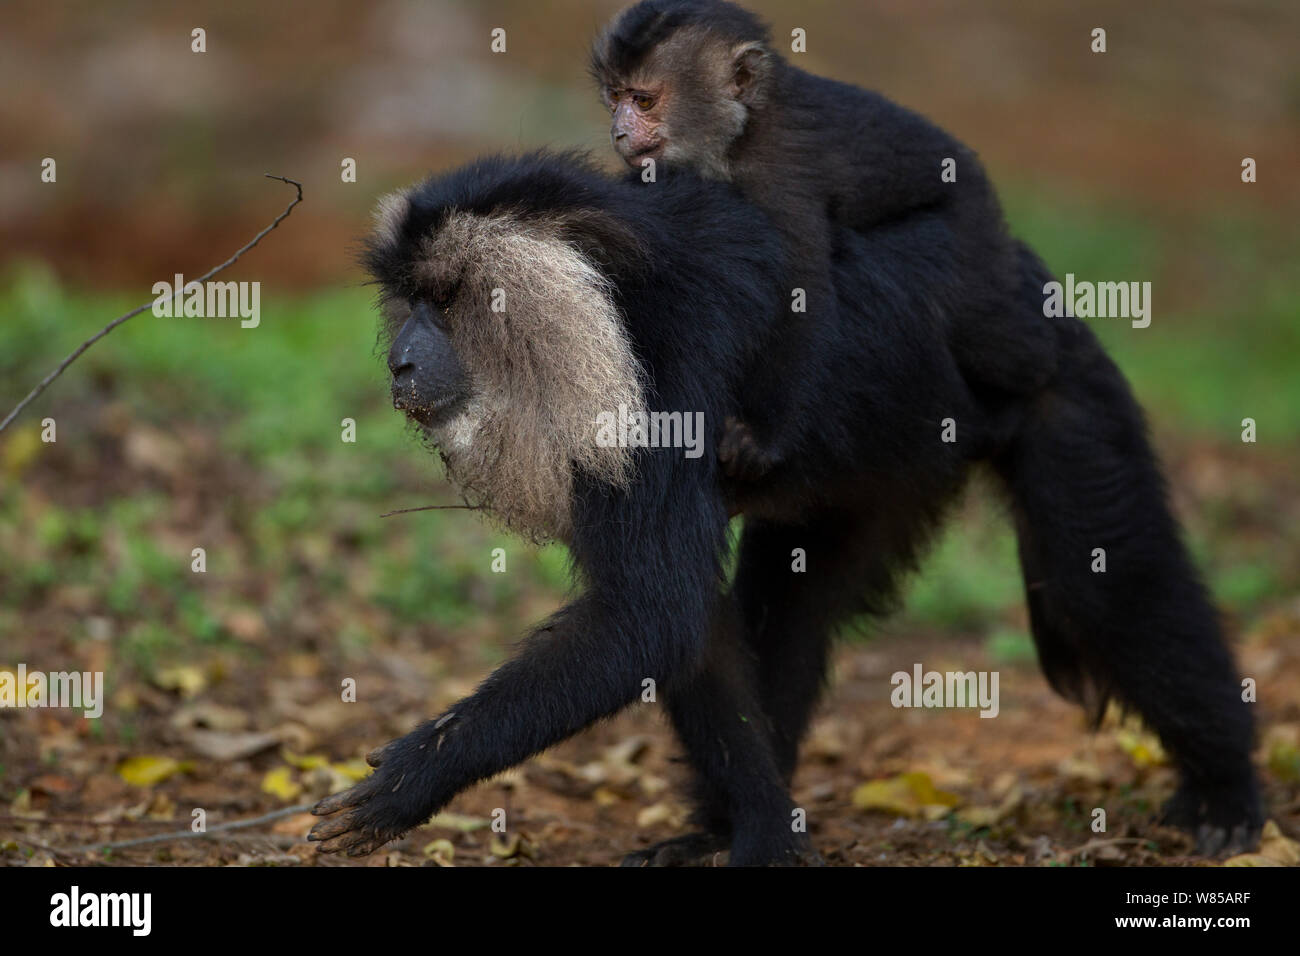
<box><xmin>593</xmin><ymin>30</ymin><xmax>764</xmax><ymax>179</ymax></box>
<box><xmin>386</xmin><ymin>298</ymin><xmax>472</xmax><ymax>429</ymax></box>
<box><xmin>602</xmin><ymin>85</ymin><xmax>667</xmax><ymax>166</ymax></box>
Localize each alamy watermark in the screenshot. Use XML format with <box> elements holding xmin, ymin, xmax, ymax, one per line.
<box><xmin>1042</xmin><ymin>273</ymin><xmax>1151</xmax><ymax>328</ymax></box>
<box><xmin>152</xmin><ymin>273</ymin><xmax>260</xmax><ymax>328</ymax></box>
<box><xmin>50</xmin><ymin>886</ymin><xmax>150</xmax><ymax>936</ymax></box>
<box><xmin>891</xmin><ymin>663</ymin><xmax>999</xmax><ymax>718</ymax></box>
<box><xmin>0</xmin><ymin>664</ymin><xmax>103</xmax><ymax>718</ymax></box>
<box><xmin>595</xmin><ymin>403</ymin><xmax>705</xmax><ymax>459</ymax></box>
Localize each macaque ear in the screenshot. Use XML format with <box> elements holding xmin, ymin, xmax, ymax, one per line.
<box><xmin>729</xmin><ymin>41</ymin><xmax>769</xmax><ymax>103</ymax></box>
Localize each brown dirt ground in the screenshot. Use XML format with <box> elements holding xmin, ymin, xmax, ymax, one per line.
<box><xmin>3</xmin><ymin>594</ymin><xmax>1298</xmax><ymax>868</ymax></box>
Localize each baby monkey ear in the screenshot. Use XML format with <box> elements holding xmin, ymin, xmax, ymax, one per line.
<box><xmin>729</xmin><ymin>41</ymin><xmax>770</xmax><ymax>104</ymax></box>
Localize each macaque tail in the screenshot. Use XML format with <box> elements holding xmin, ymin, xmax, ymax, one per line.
<box><xmin>990</xmin><ymin>280</ymin><xmax>1259</xmax><ymax>835</ymax></box>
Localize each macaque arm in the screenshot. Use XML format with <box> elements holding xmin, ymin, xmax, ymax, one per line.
<box><xmin>310</xmin><ymin>465</ymin><xmax>728</xmax><ymax>854</ymax></box>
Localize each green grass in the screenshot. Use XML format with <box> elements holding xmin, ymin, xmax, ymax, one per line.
<box><xmin>1002</xmin><ymin>188</ymin><xmax>1300</xmax><ymax>439</ymax></box>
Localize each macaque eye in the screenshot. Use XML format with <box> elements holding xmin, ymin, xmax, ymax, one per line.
<box><xmin>631</xmin><ymin>93</ymin><xmax>656</xmax><ymax>111</ymax></box>
<box><xmin>433</xmin><ymin>278</ymin><xmax>462</xmax><ymax>312</ymax></box>
<box><xmin>407</xmin><ymin>292</ymin><xmax>452</xmax><ymax>317</ymax></box>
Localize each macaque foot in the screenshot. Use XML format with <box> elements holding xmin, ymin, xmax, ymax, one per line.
<box><xmin>621</xmin><ymin>830</ymin><xmax>822</xmax><ymax>867</ymax></box>
<box><xmin>719</xmin><ymin>416</ymin><xmax>779</xmax><ymax>481</ymax></box>
<box><xmin>620</xmin><ymin>832</ymin><xmax>729</xmax><ymax>867</ymax></box>
<box><xmin>1161</xmin><ymin>779</ymin><xmax>1262</xmax><ymax>856</ymax></box>
<box><xmin>728</xmin><ymin>831</ymin><xmax>824</xmax><ymax>867</ymax></box>
<box><xmin>308</xmin><ymin>730</ymin><xmax>447</xmax><ymax>856</ymax></box>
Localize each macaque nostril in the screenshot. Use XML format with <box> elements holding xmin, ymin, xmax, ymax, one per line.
<box><xmin>614</xmin><ymin>130</ymin><xmax>627</xmax><ymax>140</ymax></box>
<box><xmin>387</xmin><ymin>341</ymin><xmax>415</xmax><ymax>376</ymax></box>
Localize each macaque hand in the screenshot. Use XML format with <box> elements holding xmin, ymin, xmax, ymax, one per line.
<box><xmin>308</xmin><ymin>725</ymin><xmax>450</xmax><ymax>856</ymax></box>
<box><xmin>719</xmin><ymin>416</ymin><xmax>778</xmax><ymax>481</ymax></box>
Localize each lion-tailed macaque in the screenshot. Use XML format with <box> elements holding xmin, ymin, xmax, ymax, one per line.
<box><xmin>308</xmin><ymin>151</ymin><xmax>1260</xmax><ymax>864</ymax></box>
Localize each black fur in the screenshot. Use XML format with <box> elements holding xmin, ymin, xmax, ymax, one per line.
<box><xmin>312</xmin><ymin>151</ymin><xmax>1260</xmax><ymax>864</ymax></box>
<box><xmin>589</xmin><ymin>0</ymin><xmax>770</xmax><ymax>79</ymax></box>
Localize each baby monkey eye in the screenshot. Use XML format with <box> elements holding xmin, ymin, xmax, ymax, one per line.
<box><xmin>631</xmin><ymin>93</ymin><xmax>656</xmax><ymax>111</ymax></box>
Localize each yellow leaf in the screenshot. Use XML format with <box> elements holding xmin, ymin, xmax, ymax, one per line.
<box><xmin>261</xmin><ymin>767</ymin><xmax>302</xmax><ymax>801</ymax></box>
<box><xmin>851</xmin><ymin>772</ymin><xmax>960</xmax><ymax>819</ymax></box>
<box><xmin>330</xmin><ymin>759</ymin><xmax>372</xmax><ymax>782</ymax></box>
<box><xmin>1256</xmin><ymin>820</ymin><xmax>1300</xmax><ymax>865</ymax></box>
<box><xmin>117</xmin><ymin>756</ymin><xmax>187</xmax><ymax>787</ymax></box>
<box><xmin>425</xmin><ymin>812</ymin><xmax>491</xmax><ymax>833</ymax></box>
<box><xmin>422</xmin><ymin>839</ymin><xmax>456</xmax><ymax>865</ymax></box>
<box><xmin>1116</xmin><ymin>729</ymin><xmax>1167</xmax><ymax>767</ymax></box>
<box><xmin>281</xmin><ymin>750</ymin><xmax>329</xmax><ymax>771</ymax></box>
<box><xmin>1222</xmin><ymin>854</ymin><xmax>1283</xmax><ymax>867</ymax></box>
<box><xmin>490</xmin><ymin>833</ymin><xmax>522</xmax><ymax>858</ymax></box>
<box><xmin>152</xmin><ymin>665</ymin><xmax>207</xmax><ymax>697</ymax></box>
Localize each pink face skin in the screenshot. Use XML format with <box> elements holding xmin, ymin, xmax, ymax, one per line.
<box><xmin>605</xmin><ymin>88</ymin><xmax>665</xmax><ymax>166</ymax></box>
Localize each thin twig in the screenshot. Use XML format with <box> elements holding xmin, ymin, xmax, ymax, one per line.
<box><xmin>0</xmin><ymin>174</ymin><xmax>304</xmax><ymax>434</ymax></box>
<box><xmin>68</xmin><ymin>802</ymin><xmax>314</xmax><ymax>854</ymax></box>
<box><xmin>380</xmin><ymin>503</ymin><xmax>485</xmax><ymax>518</ymax></box>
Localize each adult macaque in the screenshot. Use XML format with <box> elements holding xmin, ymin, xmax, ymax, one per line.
<box><xmin>308</xmin><ymin>152</ymin><xmax>1260</xmax><ymax>864</ymax></box>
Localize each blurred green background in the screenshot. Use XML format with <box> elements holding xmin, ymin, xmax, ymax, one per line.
<box><xmin>1</xmin><ymin>0</ymin><xmax>1297</xmax><ymax>688</ymax></box>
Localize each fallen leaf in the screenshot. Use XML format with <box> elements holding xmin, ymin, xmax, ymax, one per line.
<box><xmin>1116</xmin><ymin>728</ymin><xmax>1167</xmax><ymax>767</ymax></box>
<box><xmin>152</xmin><ymin>665</ymin><xmax>207</xmax><ymax>697</ymax></box>
<box><xmin>1254</xmin><ymin>820</ymin><xmax>1300</xmax><ymax>865</ymax></box>
<box><xmin>425</xmin><ymin>812</ymin><xmax>491</xmax><ymax>833</ymax></box>
<box><xmin>851</xmin><ymin>772</ymin><xmax>960</xmax><ymax>819</ymax></box>
<box><xmin>422</xmin><ymin>839</ymin><xmax>456</xmax><ymax>866</ymax></box>
<box><xmin>331</xmin><ymin>759</ymin><xmax>372</xmax><ymax>782</ymax></box>
<box><xmin>636</xmin><ymin>802</ymin><xmax>686</xmax><ymax>828</ymax></box>
<box><xmin>170</xmin><ymin>702</ymin><xmax>249</xmax><ymax>732</ymax></box>
<box><xmin>261</xmin><ymin>767</ymin><xmax>302</xmax><ymax>801</ymax></box>
<box><xmin>117</xmin><ymin>756</ymin><xmax>189</xmax><ymax>787</ymax></box>
<box><xmin>281</xmin><ymin>749</ymin><xmax>330</xmax><ymax>771</ymax></box>
<box><xmin>957</xmin><ymin>784</ymin><xmax>1023</xmax><ymax>827</ymax></box>
<box><xmin>489</xmin><ymin>833</ymin><xmax>534</xmax><ymax>860</ymax></box>
<box><xmin>1222</xmin><ymin>854</ymin><xmax>1284</xmax><ymax>867</ymax></box>
<box><xmin>29</xmin><ymin>774</ymin><xmax>78</xmax><ymax>795</ymax></box>
<box><xmin>187</xmin><ymin>730</ymin><xmax>280</xmax><ymax>761</ymax></box>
